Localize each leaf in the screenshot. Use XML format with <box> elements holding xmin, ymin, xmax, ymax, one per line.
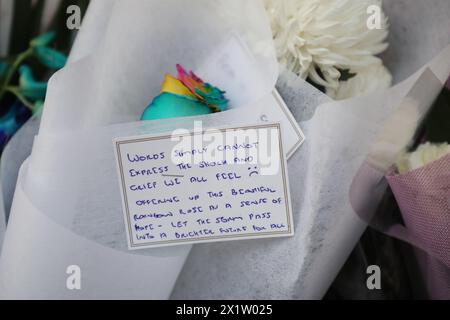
<box><xmin>34</xmin><ymin>46</ymin><xmax>67</xmax><ymax>69</ymax></box>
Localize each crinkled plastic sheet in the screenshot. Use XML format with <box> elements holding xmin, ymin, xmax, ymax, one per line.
<box><xmin>0</xmin><ymin>0</ymin><xmax>277</xmax><ymax>299</ymax></box>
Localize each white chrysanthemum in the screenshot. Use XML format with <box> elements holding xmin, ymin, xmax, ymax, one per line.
<box><xmin>264</xmin><ymin>0</ymin><xmax>389</xmax><ymax>91</ymax></box>
<box><xmin>396</xmin><ymin>142</ymin><xmax>450</xmax><ymax>174</ymax></box>
<box><xmin>327</xmin><ymin>62</ymin><xmax>392</xmax><ymax>99</ymax></box>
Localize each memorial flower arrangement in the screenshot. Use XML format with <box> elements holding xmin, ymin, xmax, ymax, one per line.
<box><xmin>264</xmin><ymin>0</ymin><xmax>392</xmax><ymax>99</ymax></box>
<box><xmin>0</xmin><ymin>0</ymin><xmax>449</xmax><ymax>300</ymax></box>
<box><xmin>384</xmin><ymin>85</ymin><xmax>450</xmax><ymax>299</ymax></box>
<box><xmin>0</xmin><ymin>31</ymin><xmax>67</xmax><ymax>152</ymax></box>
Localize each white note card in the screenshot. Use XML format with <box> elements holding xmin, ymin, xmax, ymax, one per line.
<box><xmin>114</xmin><ymin>123</ymin><xmax>294</xmax><ymax>250</ymax></box>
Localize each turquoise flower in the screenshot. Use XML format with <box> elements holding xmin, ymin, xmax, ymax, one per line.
<box><xmin>32</xmin><ymin>100</ymin><xmax>44</xmax><ymax>115</ymax></box>
<box><xmin>30</xmin><ymin>31</ymin><xmax>67</xmax><ymax>69</ymax></box>
<box><xmin>142</xmin><ymin>93</ymin><xmax>213</xmax><ymax>121</ymax></box>
<box><xmin>34</xmin><ymin>46</ymin><xmax>67</xmax><ymax>69</ymax></box>
<box><xmin>0</xmin><ymin>31</ymin><xmax>67</xmax><ymax>152</ymax></box>
<box><xmin>0</xmin><ymin>61</ymin><xmax>8</xmax><ymax>78</ymax></box>
<box><xmin>30</xmin><ymin>31</ymin><xmax>56</xmax><ymax>48</ymax></box>
<box><xmin>18</xmin><ymin>65</ymin><xmax>47</xmax><ymax>101</ymax></box>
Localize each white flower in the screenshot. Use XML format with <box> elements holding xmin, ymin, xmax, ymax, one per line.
<box><xmin>327</xmin><ymin>62</ymin><xmax>392</xmax><ymax>100</ymax></box>
<box><xmin>264</xmin><ymin>0</ymin><xmax>389</xmax><ymax>91</ymax></box>
<box><xmin>396</xmin><ymin>142</ymin><xmax>450</xmax><ymax>174</ymax></box>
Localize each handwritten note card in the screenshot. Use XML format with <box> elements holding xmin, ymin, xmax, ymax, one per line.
<box><xmin>114</xmin><ymin>123</ymin><xmax>293</xmax><ymax>250</ymax></box>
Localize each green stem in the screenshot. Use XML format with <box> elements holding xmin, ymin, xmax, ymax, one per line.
<box><xmin>4</xmin><ymin>86</ymin><xmax>34</xmax><ymax>111</ymax></box>
<box><xmin>0</xmin><ymin>47</ymin><xmax>33</xmax><ymax>101</ymax></box>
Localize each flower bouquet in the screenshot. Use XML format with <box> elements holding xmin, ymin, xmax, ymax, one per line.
<box><xmin>0</xmin><ymin>0</ymin><xmax>450</xmax><ymax>299</ymax></box>
<box><xmin>385</xmin><ymin>114</ymin><xmax>450</xmax><ymax>298</ymax></box>
<box><xmin>0</xmin><ymin>32</ymin><xmax>66</xmax><ymax>150</ymax></box>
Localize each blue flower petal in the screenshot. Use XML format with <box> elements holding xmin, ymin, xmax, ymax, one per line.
<box><xmin>34</xmin><ymin>46</ymin><xmax>67</xmax><ymax>69</ymax></box>
<box><xmin>30</xmin><ymin>31</ymin><xmax>56</xmax><ymax>48</ymax></box>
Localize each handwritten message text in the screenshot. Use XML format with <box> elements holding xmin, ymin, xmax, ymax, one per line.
<box><xmin>114</xmin><ymin>124</ymin><xmax>293</xmax><ymax>249</ymax></box>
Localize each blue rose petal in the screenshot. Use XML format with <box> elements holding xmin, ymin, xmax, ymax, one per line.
<box><xmin>18</xmin><ymin>65</ymin><xmax>48</xmax><ymax>100</ymax></box>
<box><xmin>34</xmin><ymin>46</ymin><xmax>67</xmax><ymax>69</ymax></box>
